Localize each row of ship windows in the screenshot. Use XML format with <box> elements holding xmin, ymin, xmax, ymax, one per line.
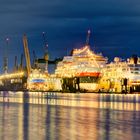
<box><xmin>106</xmin><ymin>68</ymin><xmax>140</xmax><ymax>72</ymax></box>
<box><xmin>131</xmin><ymin>71</ymin><xmax>140</xmax><ymax>74</ymax></box>
<box><xmin>107</xmin><ymin>67</ymin><xmax>140</xmax><ymax>71</ymax></box>
<box><xmin>105</xmin><ymin>71</ymin><xmax>140</xmax><ymax>76</ymax></box>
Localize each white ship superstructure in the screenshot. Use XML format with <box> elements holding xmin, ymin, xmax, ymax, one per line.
<box><xmin>100</xmin><ymin>56</ymin><xmax>140</xmax><ymax>92</ymax></box>
<box><xmin>55</xmin><ymin>43</ymin><xmax>107</xmax><ymax>92</ymax></box>
<box><xmin>55</xmin><ymin>45</ymin><xmax>107</xmax><ymax>77</ymax></box>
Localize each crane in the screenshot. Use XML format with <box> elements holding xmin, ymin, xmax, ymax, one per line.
<box><xmin>42</xmin><ymin>32</ymin><xmax>49</xmax><ymax>61</ymax></box>
<box><xmin>33</xmin><ymin>50</ymin><xmax>37</xmax><ymax>68</ymax></box>
<box><xmin>23</xmin><ymin>34</ymin><xmax>31</xmax><ymax>76</ymax></box>
<box><xmin>3</xmin><ymin>38</ymin><xmax>9</xmax><ymax>73</ymax></box>
<box><xmin>19</xmin><ymin>54</ymin><xmax>23</xmax><ymax>70</ymax></box>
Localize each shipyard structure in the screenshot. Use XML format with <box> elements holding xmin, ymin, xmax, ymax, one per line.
<box><xmin>0</xmin><ymin>31</ymin><xmax>140</xmax><ymax>93</ymax></box>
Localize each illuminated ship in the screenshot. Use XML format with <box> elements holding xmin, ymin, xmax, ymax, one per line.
<box><xmin>100</xmin><ymin>56</ymin><xmax>140</xmax><ymax>93</ymax></box>
<box><xmin>27</xmin><ymin>69</ymin><xmax>49</xmax><ymax>91</ymax></box>
<box><xmin>55</xmin><ymin>30</ymin><xmax>107</xmax><ymax>92</ymax></box>
<box><xmin>27</xmin><ymin>69</ymin><xmax>62</xmax><ymax>92</ymax></box>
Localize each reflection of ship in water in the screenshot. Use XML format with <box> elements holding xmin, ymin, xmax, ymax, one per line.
<box><xmin>0</xmin><ymin>92</ymin><xmax>140</xmax><ymax>139</ymax></box>
<box><xmin>100</xmin><ymin>55</ymin><xmax>140</xmax><ymax>93</ymax></box>
<box><xmin>99</xmin><ymin>94</ymin><xmax>140</xmax><ymax>140</ymax></box>
<box><xmin>55</xmin><ymin>30</ymin><xmax>107</xmax><ymax>92</ymax></box>
<box><xmin>0</xmin><ymin>92</ymin><xmax>101</xmax><ymax>140</ymax></box>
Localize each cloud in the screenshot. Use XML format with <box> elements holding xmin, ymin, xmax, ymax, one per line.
<box><xmin>0</xmin><ymin>0</ymin><xmax>139</xmax><ymax>71</ymax></box>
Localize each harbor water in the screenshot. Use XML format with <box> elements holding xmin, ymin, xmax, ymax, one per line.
<box><xmin>0</xmin><ymin>92</ymin><xmax>140</xmax><ymax>140</ymax></box>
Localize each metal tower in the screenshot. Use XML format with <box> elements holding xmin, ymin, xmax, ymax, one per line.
<box><xmin>3</xmin><ymin>38</ymin><xmax>9</xmax><ymax>73</ymax></box>
<box><xmin>42</xmin><ymin>32</ymin><xmax>49</xmax><ymax>72</ymax></box>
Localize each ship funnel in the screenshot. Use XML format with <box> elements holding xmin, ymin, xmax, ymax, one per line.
<box><xmin>114</xmin><ymin>57</ymin><xmax>120</xmax><ymax>63</ymax></box>
<box><xmin>132</xmin><ymin>54</ymin><xmax>138</xmax><ymax>64</ymax></box>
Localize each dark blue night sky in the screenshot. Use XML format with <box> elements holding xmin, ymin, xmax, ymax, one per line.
<box><xmin>0</xmin><ymin>0</ymin><xmax>140</xmax><ymax>72</ymax></box>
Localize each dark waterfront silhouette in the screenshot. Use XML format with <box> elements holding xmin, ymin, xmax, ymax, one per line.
<box><xmin>0</xmin><ymin>92</ymin><xmax>140</xmax><ymax>140</ymax></box>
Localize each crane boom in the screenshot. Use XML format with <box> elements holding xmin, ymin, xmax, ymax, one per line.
<box><xmin>23</xmin><ymin>34</ymin><xmax>31</xmax><ymax>76</ymax></box>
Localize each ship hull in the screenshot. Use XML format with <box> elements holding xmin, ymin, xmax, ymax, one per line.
<box><xmin>61</xmin><ymin>76</ymin><xmax>100</xmax><ymax>93</ymax></box>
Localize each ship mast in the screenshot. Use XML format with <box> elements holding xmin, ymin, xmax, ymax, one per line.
<box><xmin>86</xmin><ymin>30</ymin><xmax>91</xmax><ymax>46</ymax></box>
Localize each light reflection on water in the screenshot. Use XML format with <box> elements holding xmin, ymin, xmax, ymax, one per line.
<box><xmin>0</xmin><ymin>92</ymin><xmax>140</xmax><ymax>140</ymax></box>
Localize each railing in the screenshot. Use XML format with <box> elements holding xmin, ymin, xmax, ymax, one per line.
<box><xmin>0</xmin><ymin>71</ymin><xmax>25</xmax><ymax>80</ymax></box>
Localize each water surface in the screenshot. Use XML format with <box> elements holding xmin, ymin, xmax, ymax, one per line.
<box><xmin>0</xmin><ymin>92</ymin><xmax>140</xmax><ymax>140</ymax></box>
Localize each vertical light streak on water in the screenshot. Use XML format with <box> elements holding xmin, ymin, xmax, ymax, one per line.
<box><xmin>18</xmin><ymin>101</ymin><xmax>23</xmax><ymax>140</ymax></box>
<box><xmin>99</xmin><ymin>94</ymin><xmax>140</xmax><ymax>140</ymax></box>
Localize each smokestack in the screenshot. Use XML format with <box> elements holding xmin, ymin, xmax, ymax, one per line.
<box><xmin>132</xmin><ymin>54</ymin><xmax>138</xmax><ymax>64</ymax></box>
